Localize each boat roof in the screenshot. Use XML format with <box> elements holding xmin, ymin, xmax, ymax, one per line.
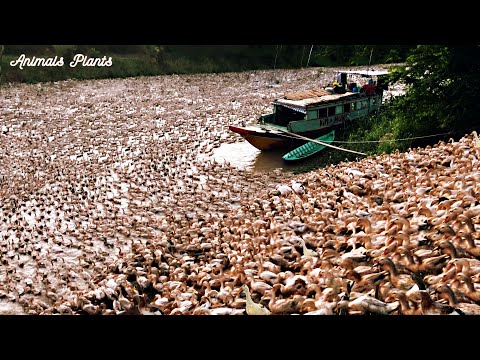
<box><xmin>274</xmin><ymin>91</ymin><xmax>364</xmax><ymax>110</ymax></box>
<box><xmin>336</xmin><ymin>69</ymin><xmax>390</xmax><ymax>76</ymax></box>
<box><xmin>284</xmin><ymin>89</ymin><xmax>331</xmax><ymax>100</ymax></box>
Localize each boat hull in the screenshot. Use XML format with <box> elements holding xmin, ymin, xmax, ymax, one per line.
<box><xmin>228</xmin><ymin>125</ymin><xmax>329</xmax><ymax>151</ymax></box>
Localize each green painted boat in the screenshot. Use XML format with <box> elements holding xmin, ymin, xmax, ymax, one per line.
<box><xmin>229</xmin><ymin>69</ymin><xmax>389</xmax><ymax>152</ymax></box>
<box><xmin>282</xmin><ymin>130</ymin><xmax>335</xmax><ymax>162</ymax></box>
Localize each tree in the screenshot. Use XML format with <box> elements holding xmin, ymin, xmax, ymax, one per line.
<box><xmin>372</xmin><ymin>45</ymin><xmax>480</xmax><ymax>149</ymax></box>
<box><xmin>392</xmin><ymin>45</ymin><xmax>480</xmax><ymax>133</ymax></box>
<box><xmin>347</xmin><ymin>45</ymin><xmax>480</xmax><ymax>154</ymax></box>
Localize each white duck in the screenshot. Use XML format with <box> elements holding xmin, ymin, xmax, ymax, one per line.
<box><xmin>242</xmin><ymin>284</ymin><xmax>271</xmax><ymax>315</ymax></box>
<box><xmin>276</xmin><ymin>184</ymin><xmax>292</xmax><ymax>196</ymax></box>
<box><xmin>472</xmin><ymin>131</ymin><xmax>480</xmax><ymax>148</ymax></box>
<box><xmin>291</xmin><ymin>181</ymin><xmax>306</xmax><ymax>195</ymax></box>
<box><xmin>299</xmin><ymin>238</ymin><xmax>318</xmax><ymax>258</ymax></box>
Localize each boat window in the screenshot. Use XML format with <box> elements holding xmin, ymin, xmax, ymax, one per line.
<box><xmin>317</xmin><ymin>108</ymin><xmax>328</xmax><ymax>118</ymax></box>
<box><xmin>327</xmin><ymin>107</ymin><xmax>335</xmax><ymax>116</ymax></box>
<box><xmin>307</xmin><ymin>110</ymin><xmax>317</xmax><ymax>120</ymax></box>
<box><xmin>335</xmin><ymin>105</ymin><xmax>343</xmax><ymax>115</ymax></box>
<box><xmin>275</xmin><ymin>105</ymin><xmax>305</xmax><ymax>125</ymax></box>
<box><xmin>344</xmin><ymin>102</ymin><xmax>351</xmax><ymax>113</ymax></box>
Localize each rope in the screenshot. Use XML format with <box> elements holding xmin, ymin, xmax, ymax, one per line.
<box><xmin>276</xmin><ymin>128</ymin><xmax>367</xmax><ymax>156</ymax></box>
<box><xmin>330</xmin><ymin>131</ymin><xmax>453</xmax><ymax>144</ymax></box>
<box><xmin>331</xmin><ymin>125</ymin><xmax>480</xmax><ymax>145</ymax></box>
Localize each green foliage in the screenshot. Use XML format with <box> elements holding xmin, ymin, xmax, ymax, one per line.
<box><xmin>346</xmin><ymin>45</ymin><xmax>480</xmax><ymax>155</ymax></box>
<box><xmin>312</xmin><ymin>45</ymin><xmax>413</xmax><ymax>67</ymax></box>
<box><xmin>3</xmin><ymin>45</ymin><xmax>55</xmax><ymax>55</ymax></box>
<box><xmin>389</xmin><ymin>45</ymin><xmax>480</xmax><ymax>131</ymax></box>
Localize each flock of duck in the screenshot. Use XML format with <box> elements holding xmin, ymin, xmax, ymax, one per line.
<box><xmin>1</xmin><ymin>66</ymin><xmax>479</xmax><ymax>315</ymax></box>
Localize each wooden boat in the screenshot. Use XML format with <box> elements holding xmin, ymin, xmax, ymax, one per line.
<box><xmin>282</xmin><ymin>129</ymin><xmax>335</xmax><ymax>162</ymax></box>
<box><xmin>229</xmin><ymin>70</ymin><xmax>389</xmax><ymax>151</ymax></box>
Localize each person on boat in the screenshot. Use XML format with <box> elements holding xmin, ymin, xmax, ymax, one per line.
<box><xmin>362</xmin><ymin>82</ymin><xmax>376</xmax><ymax>94</ymax></box>
<box><xmin>333</xmin><ymin>81</ymin><xmax>346</xmax><ymax>94</ymax></box>
<box><xmin>375</xmin><ymin>78</ymin><xmax>386</xmax><ymax>95</ymax></box>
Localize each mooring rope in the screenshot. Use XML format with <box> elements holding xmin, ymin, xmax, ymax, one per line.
<box><xmin>330</xmin><ymin>131</ymin><xmax>453</xmax><ymax>144</ymax></box>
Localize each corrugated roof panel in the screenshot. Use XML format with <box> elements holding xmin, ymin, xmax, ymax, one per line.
<box><xmin>284</xmin><ymin>89</ymin><xmax>331</xmax><ymax>101</ymax></box>
<box><xmin>272</xmin><ymin>102</ymin><xmax>307</xmax><ymax>113</ymax></box>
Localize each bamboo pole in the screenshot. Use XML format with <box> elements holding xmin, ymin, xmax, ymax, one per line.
<box><xmin>306</xmin><ymin>45</ymin><xmax>314</xmax><ymax>67</ymax></box>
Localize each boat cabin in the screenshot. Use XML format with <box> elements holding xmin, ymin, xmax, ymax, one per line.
<box><xmin>261</xmin><ymin>90</ymin><xmax>382</xmax><ymax>133</ymax></box>
<box><xmin>259</xmin><ymin>70</ymin><xmax>388</xmax><ymax>134</ymax></box>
